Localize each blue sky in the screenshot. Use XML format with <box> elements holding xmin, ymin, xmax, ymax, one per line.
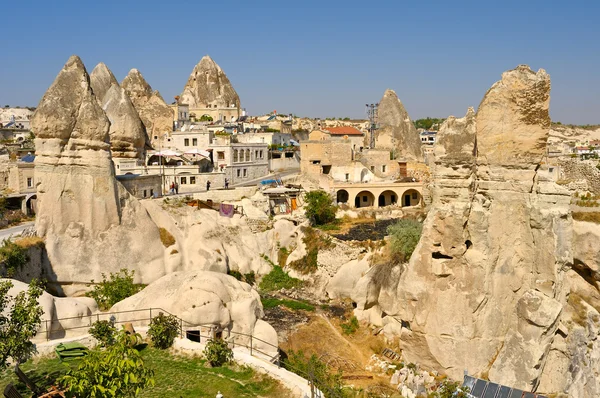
<box><xmin>2</xmin><ymin>0</ymin><xmax>598</xmax><ymax>124</ymax></box>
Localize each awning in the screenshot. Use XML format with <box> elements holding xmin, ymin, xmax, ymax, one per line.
<box><xmin>183</xmin><ymin>148</ymin><xmax>211</xmax><ymax>158</ymax></box>
<box><xmin>151</xmin><ymin>149</ymin><xmax>182</xmax><ymax>157</ymax></box>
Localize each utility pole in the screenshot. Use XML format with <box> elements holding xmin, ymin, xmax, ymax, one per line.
<box><xmin>366</xmin><ymin>103</ymin><xmax>378</xmax><ymax>149</ymax></box>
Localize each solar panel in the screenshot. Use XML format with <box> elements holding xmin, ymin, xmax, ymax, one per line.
<box><xmin>472</xmin><ymin>379</ymin><xmax>488</xmax><ymax>397</ymax></box>
<box><xmin>496</xmin><ymin>386</ymin><xmax>511</xmax><ymax>398</ymax></box>
<box><xmin>522</xmin><ymin>393</ymin><xmax>535</xmax><ymax>398</ymax></box>
<box><xmin>463</xmin><ymin>375</ymin><xmax>478</xmax><ymax>392</ymax></box>
<box><xmin>509</xmin><ymin>389</ymin><xmax>524</xmax><ymax>398</ymax></box>
<box><xmin>483</xmin><ymin>382</ymin><xmax>500</xmax><ymax>398</ymax></box>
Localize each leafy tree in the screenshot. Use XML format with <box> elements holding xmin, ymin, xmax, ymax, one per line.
<box><xmin>304</xmin><ymin>190</ymin><xmax>337</xmax><ymax>226</ymax></box>
<box><xmin>387</xmin><ymin>219</ymin><xmax>423</xmax><ymax>262</ymax></box>
<box><xmin>413</xmin><ymin>117</ymin><xmax>445</xmax><ymax>130</ymax></box>
<box><xmin>147</xmin><ymin>313</ymin><xmax>179</xmax><ymax>349</ymax></box>
<box><xmin>60</xmin><ymin>330</ymin><xmax>154</xmax><ymax>397</ymax></box>
<box><xmin>89</xmin><ymin>320</ymin><xmax>117</xmax><ymax>347</ymax></box>
<box><xmin>203</xmin><ymin>338</ymin><xmax>233</xmax><ymax>367</ymax></box>
<box><xmin>0</xmin><ymin>279</ymin><xmax>43</xmax><ymax>370</ymax></box>
<box><xmin>86</xmin><ymin>269</ymin><xmax>143</xmax><ymax>311</ymax></box>
<box><xmin>0</xmin><ymin>239</ymin><xmax>29</xmax><ymax>277</ymax></box>
<box><xmin>199</xmin><ymin>115</ymin><xmax>213</xmax><ymax>122</ymax></box>
<box><xmin>432</xmin><ymin>379</ymin><xmax>470</xmax><ymax>398</ymax></box>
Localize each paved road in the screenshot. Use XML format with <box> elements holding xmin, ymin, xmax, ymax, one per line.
<box><xmin>0</xmin><ymin>221</ymin><xmax>34</xmax><ymax>241</ymax></box>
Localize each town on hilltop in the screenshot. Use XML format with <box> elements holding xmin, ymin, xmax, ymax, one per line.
<box><xmin>0</xmin><ymin>53</ymin><xmax>599</xmax><ymax>398</ymax></box>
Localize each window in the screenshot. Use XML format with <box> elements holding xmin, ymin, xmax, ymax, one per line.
<box><xmin>362</xmin><ymin>196</ymin><xmax>368</xmax><ymax>202</ymax></box>
<box><xmin>246</xmin><ymin>149</ymin><xmax>250</xmax><ymax>161</ymax></box>
<box><xmin>26</xmin><ymin>177</ymin><xmax>33</xmax><ymax>188</ymax></box>
<box><xmin>233</xmin><ymin>149</ymin><xmax>238</xmax><ymax>162</ymax></box>
<box><xmin>412</xmin><ymin>192</ymin><xmax>418</xmax><ymax>200</ymax></box>
<box><xmin>549</xmin><ymin>167</ymin><xmax>554</xmax><ymax>172</ymax></box>
<box><xmin>143</xmin><ymin>190</ymin><xmax>147</xmax><ymax>198</ymax></box>
<box><xmin>243</xmin><ymin>169</ymin><xmax>247</xmax><ymax>177</ymax></box>
<box><xmin>218</xmin><ymin>151</ymin><xmax>225</xmax><ymax>160</ymax></box>
<box><xmin>150</xmin><ymin>189</ymin><xmax>154</xmax><ymax>197</ymax></box>
<box><xmin>190</xmin><ymin>176</ymin><xmax>196</xmax><ymax>184</ymax></box>
<box><xmin>192</xmin><ymin>138</ymin><xmax>197</xmax><ymax>146</ymax></box>
<box><xmin>154</xmin><ymin>135</ymin><xmax>158</xmax><ymax>140</ymax></box>
<box><xmin>345</xmin><ymin>173</ymin><xmax>349</xmax><ymax>181</ymax></box>
<box><xmin>382</xmin><ymin>165</ymin><xmax>386</xmax><ymax>173</ymax></box>
<box><xmin>259</xmin><ymin>150</ymin><xmax>263</xmax><ymax>159</ymax></box>
<box><xmin>237</xmin><ymin>169</ymin><xmax>241</xmax><ymax>177</ymax></box>
<box><xmin>370</xmin><ymin>166</ymin><xmax>375</xmax><ymax>172</ymax></box>
<box><xmin>255</xmin><ymin>150</ymin><xmax>258</xmax><ymax>159</ymax></box>
<box><xmin>181</xmin><ymin>177</ymin><xmax>187</xmax><ymax>184</ymax></box>
<box><xmin>184</xmin><ymin>138</ymin><xmax>190</xmax><ymax>146</ymax></box>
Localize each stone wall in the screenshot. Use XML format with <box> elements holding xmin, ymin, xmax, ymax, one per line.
<box><xmin>187</xmin><ymin>186</ymin><xmax>257</xmax><ymax>202</ymax></box>
<box><xmin>269</xmin><ymin>152</ymin><xmax>300</xmax><ymax>171</ymax></box>
<box><xmin>558</xmin><ymin>158</ymin><xmax>600</xmax><ymax>194</ymax></box>
<box><xmin>117</xmin><ymin>174</ymin><xmax>162</xmax><ymax>199</ymax></box>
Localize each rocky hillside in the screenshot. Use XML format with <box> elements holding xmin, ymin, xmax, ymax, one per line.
<box><xmin>179</xmin><ymin>55</ymin><xmax>240</xmax><ymax>109</ymax></box>
<box><xmin>376</xmin><ymin>89</ymin><xmax>422</xmax><ymax>160</ymax></box>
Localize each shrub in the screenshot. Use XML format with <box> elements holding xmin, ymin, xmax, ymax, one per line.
<box><xmin>243</xmin><ymin>271</ymin><xmax>256</xmax><ymax>286</ymax></box>
<box><xmin>304</xmin><ymin>190</ymin><xmax>337</xmax><ymax>226</ymax></box>
<box><xmin>288</xmin><ymin>227</ymin><xmax>334</xmax><ymax>274</ymax></box>
<box><xmin>432</xmin><ymin>379</ymin><xmax>470</xmax><ymax>398</ymax></box>
<box><xmin>277</xmin><ymin>246</ymin><xmax>290</xmax><ymax>267</ymax></box>
<box><xmin>228</xmin><ymin>269</ymin><xmax>243</xmax><ymax>281</ymax></box>
<box><xmin>261</xmin><ymin>296</ymin><xmax>315</xmax><ymax>311</ymax></box>
<box><xmin>387</xmin><ymin>219</ymin><xmax>423</xmax><ymax>262</ymax></box>
<box><xmin>284</xmin><ymin>350</ymin><xmax>344</xmax><ymax>396</ymax></box>
<box><xmin>259</xmin><ymin>265</ymin><xmax>302</xmax><ymax>292</ymax></box>
<box><xmin>147</xmin><ymin>313</ymin><xmax>180</xmax><ymax>349</ymax></box>
<box><xmin>340</xmin><ymin>316</ymin><xmax>359</xmax><ymax>335</ymax></box>
<box><xmin>60</xmin><ymin>330</ymin><xmax>154</xmax><ymax>397</ymax></box>
<box><xmin>86</xmin><ymin>269</ymin><xmax>144</xmax><ymax>311</ymax></box>
<box><xmin>0</xmin><ymin>239</ymin><xmax>28</xmax><ymax>277</ymax></box>
<box><xmin>203</xmin><ymin>338</ymin><xmax>233</xmax><ymax>367</ymax></box>
<box><xmin>89</xmin><ymin>320</ymin><xmax>116</xmax><ymax>347</ymax></box>
<box><xmin>158</xmin><ymin>228</ymin><xmax>176</xmax><ymax>247</ymax></box>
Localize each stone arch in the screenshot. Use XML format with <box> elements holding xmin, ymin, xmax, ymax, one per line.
<box><xmin>354</xmin><ymin>190</ymin><xmax>375</xmax><ymax>208</ymax></box>
<box><xmin>360</xmin><ymin>168</ymin><xmax>370</xmax><ymax>182</ymax></box>
<box><xmin>378</xmin><ymin>190</ymin><xmax>398</xmax><ymax>207</ymax></box>
<box><xmin>25</xmin><ymin>194</ymin><xmax>37</xmax><ymax>215</ymax></box>
<box><xmin>245</xmin><ymin>149</ymin><xmax>251</xmax><ymax>162</ymax></box>
<box><xmin>233</xmin><ymin>149</ymin><xmax>238</xmax><ymax>163</ymax></box>
<box><xmin>401</xmin><ymin>189</ymin><xmax>421</xmax><ymax>207</ymax></box>
<box><xmin>336</xmin><ymin>189</ymin><xmax>349</xmax><ymax>204</ymax></box>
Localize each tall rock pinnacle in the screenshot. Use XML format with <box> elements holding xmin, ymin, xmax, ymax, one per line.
<box><xmin>90</xmin><ymin>62</ymin><xmax>119</xmax><ymax>104</ymax></box>
<box><xmin>375</xmin><ymin>89</ymin><xmax>422</xmax><ymax>161</ymax></box>
<box><xmin>121</xmin><ymin>69</ymin><xmax>172</xmax><ymax>142</ymax></box>
<box><xmin>179</xmin><ymin>55</ymin><xmax>240</xmax><ymax>108</ymax></box>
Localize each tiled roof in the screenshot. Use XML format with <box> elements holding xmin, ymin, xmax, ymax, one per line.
<box><xmin>323</xmin><ymin>126</ymin><xmax>364</xmax><ymax>136</ymax></box>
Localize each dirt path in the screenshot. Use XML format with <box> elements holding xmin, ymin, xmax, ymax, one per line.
<box><xmin>316</xmin><ymin>313</ymin><xmax>367</xmax><ymax>363</ymax></box>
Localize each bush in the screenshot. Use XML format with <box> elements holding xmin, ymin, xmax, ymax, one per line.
<box><xmin>227</xmin><ymin>269</ymin><xmax>243</xmax><ymax>281</ymax></box>
<box><xmin>0</xmin><ymin>239</ymin><xmax>28</xmax><ymax>277</ymax></box>
<box><xmin>288</xmin><ymin>227</ymin><xmax>334</xmax><ymax>274</ymax></box>
<box><xmin>340</xmin><ymin>316</ymin><xmax>359</xmax><ymax>335</ymax></box>
<box><xmin>304</xmin><ymin>190</ymin><xmax>337</xmax><ymax>226</ymax></box>
<box><xmin>387</xmin><ymin>219</ymin><xmax>423</xmax><ymax>262</ymax></box>
<box><xmin>203</xmin><ymin>338</ymin><xmax>233</xmax><ymax>367</ymax></box>
<box><xmin>259</xmin><ymin>265</ymin><xmax>302</xmax><ymax>292</ymax></box>
<box><xmin>432</xmin><ymin>379</ymin><xmax>470</xmax><ymax>398</ymax></box>
<box><xmin>284</xmin><ymin>350</ymin><xmax>344</xmax><ymax>396</ymax></box>
<box><xmin>261</xmin><ymin>296</ymin><xmax>315</xmax><ymax>311</ymax></box>
<box><xmin>89</xmin><ymin>320</ymin><xmax>116</xmax><ymax>347</ymax></box>
<box><xmin>86</xmin><ymin>269</ymin><xmax>144</xmax><ymax>311</ymax></box>
<box><xmin>243</xmin><ymin>271</ymin><xmax>256</xmax><ymax>286</ymax></box>
<box><xmin>60</xmin><ymin>330</ymin><xmax>154</xmax><ymax>397</ymax></box>
<box><xmin>147</xmin><ymin>313</ymin><xmax>180</xmax><ymax>349</ymax></box>
<box><xmin>158</xmin><ymin>228</ymin><xmax>176</xmax><ymax>247</ymax></box>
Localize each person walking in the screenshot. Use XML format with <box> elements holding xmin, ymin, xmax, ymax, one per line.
<box><xmin>224</xmin><ymin>178</ymin><xmax>229</xmax><ymax>190</ymax></box>
<box><xmin>169</xmin><ymin>182</ymin><xmax>175</xmax><ymax>195</ymax></box>
<box><xmin>206</xmin><ymin>180</ymin><xmax>211</xmax><ymax>191</ymax></box>
<box><xmin>174</xmin><ymin>181</ymin><xmax>179</xmax><ymax>194</ymax></box>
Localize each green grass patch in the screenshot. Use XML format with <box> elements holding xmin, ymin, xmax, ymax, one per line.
<box><xmin>0</xmin><ymin>347</ymin><xmax>288</xmax><ymax>398</ymax></box>
<box><xmin>261</xmin><ymin>297</ymin><xmax>315</xmax><ymax>312</ymax></box>
<box><xmin>258</xmin><ymin>265</ymin><xmax>302</xmax><ymax>292</ymax></box>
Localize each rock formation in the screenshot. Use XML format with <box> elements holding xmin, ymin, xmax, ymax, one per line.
<box><xmin>32</xmin><ymin>55</ymin><xmax>168</xmax><ymax>294</ymax></box>
<box><xmin>375</xmin><ymin>89</ymin><xmax>422</xmax><ymax>161</ymax></box>
<box><xmin>179</xmin><ymin>55</ymin><xmax>240</xmax><ymax>109</ymax></box>
<box><xmin>121</xmin><ymin>68</ymin><xmax>172</xmax><ymax>141</ymax></box>
<box><xmin>89</xmin><ymin>62</ymin><xmax>118</xmax><ymax>104</ymax></box>
<box><xmin>339</xmin><ymin>66</ymin><xmax>600</xmax><ymax>397</ymax></box>
<box><xmin>101</xmin><ymin>84</ymin><xmax>146</xmax><ymax>159</ymax></box>
<box><xmin>110</xmin><ymin>270</ymin><xmax>278</xmax><ymax>353</ymax></box>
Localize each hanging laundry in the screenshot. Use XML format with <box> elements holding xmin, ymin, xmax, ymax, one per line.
<box><xmin>219</xmin><ymin>203</ymin><xmax>234</xmax><ymax>218</ymax></box>
<box><xmin>290</xmin><ymin>198</ymin><xmax>298</xmax><ymax>211</ymax></box>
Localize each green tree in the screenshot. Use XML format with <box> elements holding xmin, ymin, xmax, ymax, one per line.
<box><xmin>60</xmin><ymin>330</ymin><xmax>154</xmax><ymax>398</ymax></box>
<box><xmin>433</xmin><ymin>379</ymin><xmax>470</xmax><ymax>398</ymax></box>
<box><xmin>387</xmin><ymin>219</ymin><xmax>423</xmax><ymax>262</ymax></box>
<box><xmin>199</xmin><ymin>114</ymin><xmax>213</xmax><ymax>122</ymax></box>
<box><xmin>0</xmin><ymin>279</ymin><xmax>43</xmax><ymax>370</ymax></box>
<box><xmin>86</xmin><ymin>269</ymin><xmax>143</xmax><ymax>311</ymax></box>
<box><xmin>284</xmin><ymin>350</ymin><xmax>344</xmax><ymax>397</ymax></box>
<box><xmin>0</xmin><ymin>239</ymin><xmax>29</xmax><ymax>277</ymax></box>
<box><xmin>304</xmin><ymin>190</ymin><xmax>337</xmax><ymax>226</ymax></box>
<box><xmin>147</xmin><ymin>313</ymin><xmax>179</xmax><ymax>349</ymax></box>
<box><xmin>203</xmin><ymin>338</ymin><xmax>233</xmax><ymax>367</ymax></box>
<box><xmin>89</xmin><ymin>320</ymin><xmax>117</xmax><ymax>347</ymax></box>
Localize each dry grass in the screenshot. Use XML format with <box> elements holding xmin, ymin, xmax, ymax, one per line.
<box><xmin>572</xmin><ymin>212</ymin><xmax>600</xmax><ymax>223</ymax></box>
<box><xmin>158</xmin><ymin>227</ymin><xmax>176</xmax><ymax>247</ymax></box>
<box><xmin>13</xmin><ymin>236</ymin><xmax>44</xmax><ymax>248</ymax></box>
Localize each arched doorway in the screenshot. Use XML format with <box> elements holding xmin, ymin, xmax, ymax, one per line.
<box><xmin>360</xmin><ymin>168</ymin><xmax>369</xmax><ymax>182</ymax></box>
<box><xmin>336</xmin><ymin>189</ymin><xmax>349</xmax><ymax>204</ymax></box>
<box><xmin>354</xmin><ymin>191</ymin><xmax>375</xmax><ymax>208</ymax></box>
<box><xmin>378</xmin><ymin>190</ymin><xmax>398</xmax><ymax>207</ymax></box>
<box><xmin>402</xmin><ymin>189</ymin><xmax>421</xmax><ymax>207</ymax></box>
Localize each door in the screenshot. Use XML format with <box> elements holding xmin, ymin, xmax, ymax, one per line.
<box><xmin>404</xmin><ymin>194</ymin><xmax>411</xmax><ymax>207</ymax></box>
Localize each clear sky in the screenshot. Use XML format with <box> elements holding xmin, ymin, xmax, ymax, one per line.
<box><xmin>2</xmin><ymin>0</ymin><xmax>598</xmax><ymax>124</ymax></box>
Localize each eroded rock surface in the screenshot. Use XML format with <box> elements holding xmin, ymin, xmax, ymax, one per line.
<box><xmin>179</xmin><ymin>55</ymin><xmax>240</xmax><ymax>109</ymax></box>
<box><xmin>121</xmin><ymin>68</ymin><xmax>172</xmax><ymax>141</ymax></box>
<box><xmin>32</xmin><ymin>56</ymin><xmax>167</xmax><ymax>294</ymax></box>
<box><xmin>90</xmin><ymin>62</ymin><xmax>118</xmax><ymax>104</ymax></box>
<box><xmin>375</xmin><ymin>89</ymin><xmax>422</xmax><ymax>161</ymax></box>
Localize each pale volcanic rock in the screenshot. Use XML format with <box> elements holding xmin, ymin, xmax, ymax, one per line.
<box><xmin>179</xmin><ymin>55</ymin><xmax>240</xmax><ymax>109</ymax></box>
<box><xmin>375</xmin><ymin>89</ymin><xmax>422</xmax><ymax>161</ymax></box>
<box><xmin>31</xmin><ymin>55</ymin><xmax>168</xmax><ymax>294</ymax></box>
<box><xmin>90</xmin><ymin>62</ymin><xmax>118</xmax><ymax>104</ymax></box>
<box><xmin>121</xmin><ymin>68</ymin><xmax>172</xmax><ymax>141</ymax></box>
<box><xmin>101</xmin><ymin>84</ymin><xmax>146</xmax><ymax>159</ymax></box>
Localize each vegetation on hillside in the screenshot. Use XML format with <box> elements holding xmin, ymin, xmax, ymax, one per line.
<box><xmin>413</xmin><ymin>117</ymin><xmax>445</xmax><ymax>130</ymax></box>
<box><xmin>261</xmin><ymin>296</ymin><xmax>315</xmax><ymax>312</ymax></box>
<box><xmin>289</xmin><ymin>227</ymin><xmax>334</xmax><ymax>274</ymax></box>
<box><xmin>258</xmin><ymin>265</ymin><xmax>302</xmax><ymax>292</ymax></box>
<box><xmin>304</xmin><ymin>190</ymin><xmax>337</xmax><ymax>226</ymax></box>
<box><xmin>387</xmin><ymin>219</ymin><xmax>423</xmax><ymax>262</ymax></box>
<box><xmin>158</xmin><ymin>228</ymin><xmax>176</xmax><ymax>247</ymax></box>
<box><xmin>573</xmin><ymin>212</ymin><xmax>600</xmax><ymax>223</ymax></box>
<box><xmin>0</xmin><ymin>239</ymin><xmax>29</xmax><ymax>277</ymax></box>
<box><xmin>86</xmin><ymin>269</ymin><xmax>144</xmax><ymax>311</ymax></box>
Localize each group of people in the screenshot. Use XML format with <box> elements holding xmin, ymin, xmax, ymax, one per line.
<box><xmin>168</xmin><ymin>178</ymin><xmax>229</xmax><ymax>195</ymax></box>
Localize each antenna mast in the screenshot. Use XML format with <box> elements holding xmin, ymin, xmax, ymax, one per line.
<box><xmin>366</xmin><ymin>103</ymin><xmax>378</xmax><ymax>148</ymax></box>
